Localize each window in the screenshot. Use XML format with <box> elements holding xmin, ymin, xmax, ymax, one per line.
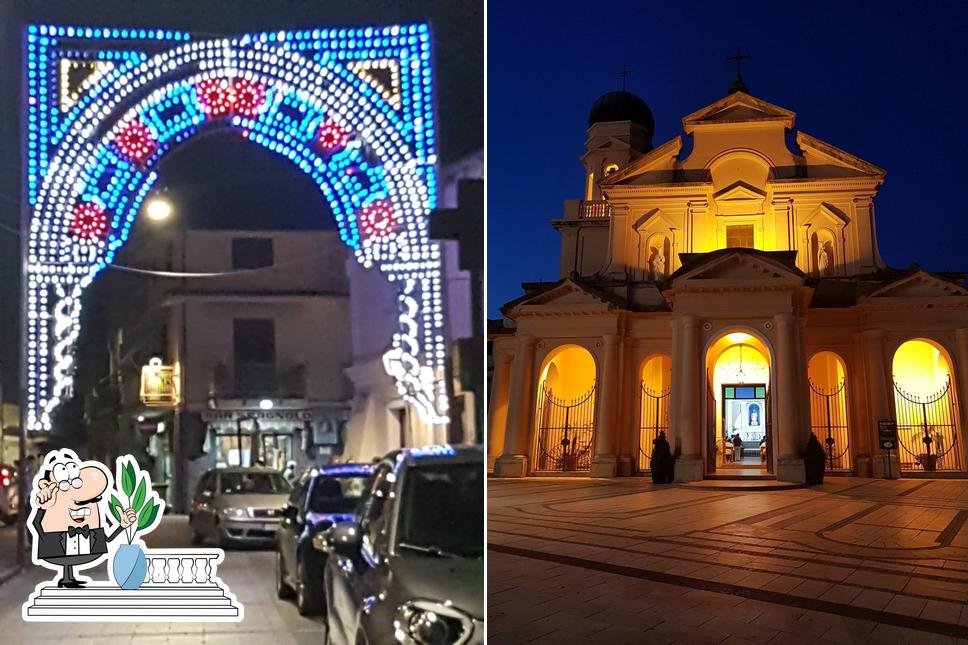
<box><xmin>231</xmin><ymin>237</ymin><xmax>273</xmax><ymax>269</ymax></box>
<box><xmin>233</xmin><ymin>319</ymin><xmax>275</xmax><ymax>365</ymax></box>
<box><xmin>726</xmin><ymin>224</ymin><xmax>755</xmax><ymax>249</ymax></box>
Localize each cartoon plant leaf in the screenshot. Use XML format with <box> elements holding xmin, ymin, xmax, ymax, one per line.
<box><xmin>138</xmin><ymin>501</ymin><xmax>158</xmax><ymax>530</ymax></box>
<box><xmin>108</xmin><ymin>494</ymin><xmax>123</xmax><ymax>523</ymax></box>
<box><xmin>132</xmin><ymin>478</ymin><xmax>146</xmax><ymax>513</ymax></box>
<box><xmin>122</xmin><ymin>460</ymin><xmax>136</xmax><ymax>497</ymax></box>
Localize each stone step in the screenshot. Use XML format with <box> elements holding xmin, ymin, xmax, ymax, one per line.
<box><xmin>26</xmin><ymin>605</ymin><xmax>240</xmax><ymax>617</ymax></box>
<box><xmin>34</xmin><ymin>595</ymin><xmax>234</xmax><ymax>606</ymax></box>
<box><xmin>38</xmin><ymin>584</ymin><xmax>226</xmax><ymax>598</ymax></box>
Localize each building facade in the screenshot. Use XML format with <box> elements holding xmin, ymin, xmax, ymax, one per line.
<box><xmin>490</xmin><ymin>90</ymin><xmax>968</xmax><ymax>483</ymax></box>
<box><xmin>107</xmin><ymin>229</ymin><xmax>352</xmax><ymax>510</ymax></box>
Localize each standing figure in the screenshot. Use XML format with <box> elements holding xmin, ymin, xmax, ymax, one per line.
<box><xmin>818</xmin><ymin>244</ymin><xmax>830</xmax><ymax>277</ymax></box>
<box><xmin>652</xmin><ymin>247</ymin><xmax>665</xmax><ymax>281</ymax></box>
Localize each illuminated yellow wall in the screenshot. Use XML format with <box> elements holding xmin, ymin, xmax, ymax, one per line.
<box><xmin>808</xmin><ymin>351</ymin><xmax>846</xmax><ymax>390</ymax></box>
<box><xmin>893</xmin><ymin>339</ymin><xmax>951</xmax><ymax>398</ymax></box>
<box><xmin>641</xmin><ymin>355</ymin><xmax>672</xmax><ymax>393</ymax></box>
<box><xmin>539</xmin><ymin>345</ymin><xmax>596</xmax><ymax>401</ymax></box>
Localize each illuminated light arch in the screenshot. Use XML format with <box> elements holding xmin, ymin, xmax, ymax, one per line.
<box><xmin>25</xmin><ymin>24</ymin><xmax>447</xmax><ymax>432</ymax></box>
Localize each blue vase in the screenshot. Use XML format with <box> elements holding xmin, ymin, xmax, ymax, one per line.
<box><xmin>113</xmin><ymin>543</ymin><xmax>147</xmax><ymax>590</ymax></box>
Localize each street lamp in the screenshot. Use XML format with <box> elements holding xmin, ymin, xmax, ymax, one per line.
<box><xmin>144</xmin><ymin>196</ymin><xmax>173</xmax><ymax>222</ymax></box>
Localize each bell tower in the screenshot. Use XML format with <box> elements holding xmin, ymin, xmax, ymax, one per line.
<box><xmin>582</xmin><ymin>90</ymin><xmax>655</xmax><ymax>200</ymax></box>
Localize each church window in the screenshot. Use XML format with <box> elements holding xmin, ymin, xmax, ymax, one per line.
<box><xmin>726</xmin><ymin>224</ymin><xmax>755</xmax><ymax>248</ymax></box>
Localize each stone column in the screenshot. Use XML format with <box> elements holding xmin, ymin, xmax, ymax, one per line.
<box><xmin>674</xmin><ymin>315</ymin><xmax>703</xmax><ymax>481</ymax></box>
<box><xmin>954</xmin><ymin>329</ymin><xmax>968</xmax><ymax>472</ymax></box>
<box><xmin>863</xmin><ymin>328</ymin><xmax>898</xmax><ymax>478</ymax></box>
<box><xmin>591</xmin><ymin>334</ymin><xmax>621</xmax><ymax>477</ymax></box>
<box><xmin>775</xmin><ymin>313</ymin><xmax>806</xmax><ymax>482</ymax></box>
<box><xmin>486</xmin><ymin>352</ymin><xmax>513</xmax><ymax>471</ymax></box>
<box><xmin>616</xmin><ymin>339</ymin><xmax>637</xmax><ymax>477</ymax></box>
<box><xmin>494</xmin><ymin>335</ymin><xmax>537</xmax><ymax>478</ymax></box>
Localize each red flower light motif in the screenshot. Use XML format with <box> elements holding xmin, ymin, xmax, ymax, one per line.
<box><xmin>233</xmin><ymin>79</ymin><xmax>267</xmax><ymax>117</ymax></box>
<box><xmin>114</xmin><ymin>120</ymin><xmax>158</xmax><ymax>164</ymax></box>
<box><xmin>317</xmin><ymin>118</ymin><xmax>351</xmax><ymax>151</ymax></box>
<box><xmin>195</xmin><ymin>78</ymin><xmax>267</xmax><ymax>118</ymax></box>
<box><xmin>69</xmin><ymin>201</ymin><xmax>110</xmax><ymax>240</ymax></box>
<box><xmin>358</xmin><ymin>200</ymin><xmax>397</xmax><ymax>238</ymax></box>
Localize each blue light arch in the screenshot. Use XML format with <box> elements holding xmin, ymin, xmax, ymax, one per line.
<box><xmin>25</xmin><ymin>25</ymin><xmax>447</xmax><ymax>431</ymax></box>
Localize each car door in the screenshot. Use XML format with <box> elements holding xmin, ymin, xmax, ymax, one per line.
<box><xmin>194</xmin><ymin>472</ymin><xmax>216</xmax><ymax>536</ymax></box>
<box><xmin>328</xmin><ymin>462</ymin><xmax>391</xmax><ymax>642</ymax></box>
<box><xmin>353</xmin><ymin>464</ymin><xmax>396</xmax><ymax>636</ymax></box>
<box><xmin>280</xmin><ymin>478</ymin><xmax>307</xmax><ymax>578</ymax></box>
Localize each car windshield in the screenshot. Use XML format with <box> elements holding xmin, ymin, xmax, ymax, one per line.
<box><xmin>308</xmin><ymin>476</ymin><xmax>369</xmax><ymax>513</ymax></box>
<box><xmin>397</xmin><ymin>462</ymin><xmax>484</xmax><ymax>558</ymax></box>
<box><xmin>220</xmin><ymin>472</ymin><xmax>290</xmax><ymax>495</ymax></box>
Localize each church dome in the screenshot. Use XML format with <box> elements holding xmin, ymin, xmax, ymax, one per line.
<box><xmin>587</xmin><ymin>91</ymin><xmax>655</xmax><ymax>133</ymax></box>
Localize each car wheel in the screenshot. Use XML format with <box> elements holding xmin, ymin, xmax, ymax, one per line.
<box><xmin>276</xmin><ymin>550</ymin><xmax>294</xmax><ymax>599</ymax></box>
<box><xmin>296</xmin><ymin>561</ymin><xmax>323</xmax><ymax>616</ymax></box>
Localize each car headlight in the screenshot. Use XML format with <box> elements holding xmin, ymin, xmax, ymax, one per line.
<box><xmin>394</xmin><ymin>600</ymin><xmax>473</xmax><ymax>645</ymax></box>
<box><xmin>222</xmin><ymin>507</ymin><xmax>248</xmax><ymax>518</ymax></box>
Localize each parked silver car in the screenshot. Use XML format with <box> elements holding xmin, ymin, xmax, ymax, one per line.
<box><xmin>189</xmin><ymin>467</ymin><xmax>291</xmax><ymax>547</ymax></box>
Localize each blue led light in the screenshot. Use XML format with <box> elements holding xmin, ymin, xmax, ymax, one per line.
<box><xmin>24</xmin><ymin>24</ymin><xmax>446</xmax><ymax>432</ymax></box>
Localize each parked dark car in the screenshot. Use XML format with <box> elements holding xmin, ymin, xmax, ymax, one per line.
<box><xmin>275</xmin><ymin>463</ymin><xmax>373</xmax><ymax>615</ymax></box>
<box><xmin>188</xmin><ymin>467</ymin><xmax>291</xmax><ymax>547</ymax></box>
<box><xmin>319</xmin><ymin>444</ymin><xmax>484</xmax><ymax>645</ymax></box>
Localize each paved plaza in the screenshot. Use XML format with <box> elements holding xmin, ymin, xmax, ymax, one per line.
<box><xmin>488</xmin><ymin>477</ymin><xmax>968</xmax><ymax>644</ymax></box>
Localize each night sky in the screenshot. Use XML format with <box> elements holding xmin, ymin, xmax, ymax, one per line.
<box><xmin>0</xmin><ymin>0</ymin><xmax>482</xmax><ymax>404</ymax></box>
<box><xmin>487</xmin><ymin>1</ymin><xmax>968</xmax><ymax>317</ymax></box>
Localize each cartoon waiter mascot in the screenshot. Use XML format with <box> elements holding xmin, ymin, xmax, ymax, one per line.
<box><xmin>29</xmin><ymin>449</ymin><xmax>137</xmax><ymax>588</ymax></box>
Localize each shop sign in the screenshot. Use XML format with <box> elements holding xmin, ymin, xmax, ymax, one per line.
<box><xmin>201</xmin><ymin>409</ymin><xmax>313</xmax><ymax>422</ymax></box>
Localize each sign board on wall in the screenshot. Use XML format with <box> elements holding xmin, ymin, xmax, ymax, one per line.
<box><xmin>201</xmin><ymin>410</ymin><xmax>313</xmax><ymax>423</ymax></box>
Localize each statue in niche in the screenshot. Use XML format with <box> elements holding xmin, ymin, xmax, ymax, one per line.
<box><xmin>748</xmin><ymin>402</ymin><xmax>761</xmax><ymax>427</ymax></box>
<box><xmin>818</xmin><ymin>243</ymin><xmax>830</xmax><ymax>277</ymax></box>
<box><xmin>651</xmin><ymin>246</ymin><xmax>666</xmax><ymax>281</ymax></box>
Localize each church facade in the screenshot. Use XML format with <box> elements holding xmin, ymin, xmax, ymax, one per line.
<box><xmin>489</xmin><ymin>89</ymin><xmax>968</xmax><ymax>483</ymax></box>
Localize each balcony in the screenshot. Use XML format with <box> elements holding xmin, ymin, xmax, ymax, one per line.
<box><xmin>578</xmin><ymin>200</ymin><xmax>611</xmax><ymax>219</ymax></box>
<box><xmin>211</xmin><ymin>362</ymin><xmax>307</xmax><ymax>399</ymax></box>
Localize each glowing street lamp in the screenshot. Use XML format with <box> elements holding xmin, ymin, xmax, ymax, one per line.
<box><xmin>144</xmin><ymin>196</ymin><xmax>173</xmax><ymax>222</ymax></box>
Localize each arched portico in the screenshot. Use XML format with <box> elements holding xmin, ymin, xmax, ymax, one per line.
<box><xmin>531</xmin><ymin>344</ymin><xmax>598</xmax><ymax>473</ymax></box>
<box><xmin>892</xmin><ymin>338</ymin><xmax>963</xmax><ymax>471</ymax></box>
<box><xmin>24</xmin><ymin>25</ymin><xmax>446</xmax><ymax>432</ymax></box>
<box><xmin>703</xmin><ymin>330</ymin><xmax>773</xmax><ymax>476</ymax></box>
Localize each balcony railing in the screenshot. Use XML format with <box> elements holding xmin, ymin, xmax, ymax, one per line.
<box><xmin>579</xmin><ymin>200</ymin><xmax>611</xmax><ymax>219</ymax></box>
<box><xmin>211</xmin><ymin>362</ymin><xmax>307</xmax><ymax>398</ymax></box>
<box><xmin>23</xmin><ymin>548</ymin><xmax>242</xmax><ymax>619</ymax></box>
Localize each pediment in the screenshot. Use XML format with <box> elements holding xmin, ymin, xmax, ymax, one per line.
<box><xmin>865</xmin><ymin>271</ymin><xmax>968</xmax><ymax>299</ymax></box>
<box><xmin>603</xmin><ymin>136</ymin><xmax>681</xmax><ymax>185</ymax></box>
<box><xmin>713</xmin><ymin>181</ymin><xmax>766</xmax><ymax>216</ymax></box>
<box><xmin>796</xmin><ymin>132</ymin><xmax>886</xmax><ymax>178</ymax></box>
<box><xmin>670</xmin><ymin>250</ymin><xmax>805</xmax><ymax>287</ymax></box>
<box><xmin>507</xmin><ymin>279</ymin><xmax>617</xmax><ymax>313</ymax></box>
<box><xmin>682</xmin><ymin>92</ymin><xmax>795</xmax><ymax>131</ymax></box>
<box><xmin>802</xmin><ymin>203</ymin><xmax>850</xmax><ymax>230</ymax></box>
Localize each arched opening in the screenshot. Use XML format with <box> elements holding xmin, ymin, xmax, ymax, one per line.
<box><xmin>638</xmin><ymin>355</ymin><xmax>671</xmax><ymax>471</ymax></box>
<box><xmin>532</xmin><ymin>345</ymin><xmax>597</xmax><ymax>472</ymax></box>
<box><xmin>892</xmin><ymin>339</ymin><xmax>962</xmax><ymax>471</ymax></box>
<box><xmin>705</xmin><ymin>331</ymin><xmax>772</xmax><ymax>475</ymax></box>
<box><xmin>24</xmin><ymin>30</ymin><xmax>446</xmax><ymax>434</ymax></box>
<box><xmin>807</xmin><ymin>351</ymin><xmax>851</xmax><ymax>471</ymax></box>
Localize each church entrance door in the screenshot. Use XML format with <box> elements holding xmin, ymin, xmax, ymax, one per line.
<box><xmin>704</xmin><ymin>331</ymin><xmax>773</xmax><ymax>478</ymax></box>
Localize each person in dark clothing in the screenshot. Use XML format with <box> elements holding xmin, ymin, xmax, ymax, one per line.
<box><xmin>650</xmin><ymin>431</ymin><xmax>672</xmax><ymax>484</ymax></box>
<box><xmin>731</xmin><ymin>433</ymin><xmax>743</xmax><ymax>460</ymax></box>
<box><xmin>804</xmin><ymin>433</ymin><xmax>826</xmax><ymax>485</ymax></box>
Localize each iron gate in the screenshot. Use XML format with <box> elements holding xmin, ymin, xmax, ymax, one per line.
<box><xmin>533</xmin><ymin>381</ymin><xmax>596</xmax><ymax>472</ymax></box>
<box><xmin>893</xmin><ymin>377</ymin><xmax>961</xmax><ymax>471</ymax></box>
<box><xmin>808</xmin><ymin>378</ymin><xmax>851</xmax><ymax>470</ymax></box>
<box><xmin>637</xmin><ymin>382</ymin><xmax>671</xmax><ymax>471</ymax></box>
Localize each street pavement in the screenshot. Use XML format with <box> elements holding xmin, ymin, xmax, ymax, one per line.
<box><xmin>489</xmin><ymin>477</ymin><xmax>968</xmax><ymax>644</ymax></box>
<box><xmin>0</xmin><ymin>514</ymin><xmax>327</xmax><ymax>644</ymax></box>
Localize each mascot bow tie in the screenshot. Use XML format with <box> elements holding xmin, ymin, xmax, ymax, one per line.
<box><xmin>67</xmin><ymin>525</ymin><xmax>91</xmax><ymax>538</ymax></box>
